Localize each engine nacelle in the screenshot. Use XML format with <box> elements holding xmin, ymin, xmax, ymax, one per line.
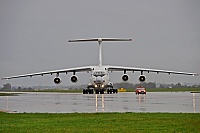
<box><xmin>71</xmin><ymin>75</ymin><xmax>78</xmax><ymax>83</ymax></box>
<box><xmin>122</xmin><ymin>74</ymin><xmax>129</xmax><ymax>81</ymax></box>
<box><xmin>54</xmin><ymin>77</ymin><xmax>62</xmax><ymax>84</ymax></box>
<box><xmin>139</xmin><ymin>75</ymin><xmax>146</xmax><ymax>82</ymax></box>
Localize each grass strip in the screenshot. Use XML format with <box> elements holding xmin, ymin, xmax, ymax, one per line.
<box><xmin>0</xmin><ymin>112</ymin><xmax>199</xmax><ymax>133</ymax></box>
<box><xmin>146</xmin><ymin>88</ymin><xmax>200</xmax><ymax>92</ymax></box>
<box><xmin>0</xmin><ymin>93</ymin><xmax>19</xmax><ymax>96</ymax></box>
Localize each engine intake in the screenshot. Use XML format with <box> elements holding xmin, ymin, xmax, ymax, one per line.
<box><xmin>139</xmin><ymin>75</ymin><xmax>146</xmax><ymax>82</ymax></box>
<box><xmin>54</xmin><ymin>77</ymin><xmax>61</xmax><ymax>84</ymax></box>
<box><xmin>122</xmin><ymin>74</ymin><xmax>129</xmax><ymax>81</ymax></box>
<box><xmin>71</xmin><ymin>75</ymin><xmax>78</xmax><ymax>83</ymax></box>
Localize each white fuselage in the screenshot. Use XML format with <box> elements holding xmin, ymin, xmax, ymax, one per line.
<box><xmin>90</xmin><ymin>66</ymin><xmax>110</xmax><ymax>89</ymax></box>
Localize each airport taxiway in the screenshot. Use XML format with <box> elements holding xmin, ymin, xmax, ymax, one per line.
<box><xmin>0</xmin><ymin>92</ymin><xmax>199</xmax><ymax>113</ymax></box>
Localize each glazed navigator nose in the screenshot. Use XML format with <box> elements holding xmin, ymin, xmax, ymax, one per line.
<box><xmin>95</xmin><ymin>76</ymin><xmax>103</xmax><ymax>83</ymax></box>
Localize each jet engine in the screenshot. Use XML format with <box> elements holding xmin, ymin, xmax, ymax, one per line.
<box><xmin>139</xmin><ymin>75</ymin><xmax>146</xmax><ymax>82</ymax></box>
<box><xmin>122</xmin><ymin>74</ymin><xmax>129</xmax><ymax>81</ymax></box>
<box><xmin>71</xmin><ymin>75</ymin><xmax>78</xmax><ymax>83</ymax></box>
<box><xmin>54</xmin><ymin>77</ymin><xmax>62</xmax><ymax>84</ymax></box>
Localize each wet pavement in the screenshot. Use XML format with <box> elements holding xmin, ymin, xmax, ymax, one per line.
<box><xmin>0</xmin><ymin>92</ymin><xmax>199</xmax><ymax>113</ymax></box>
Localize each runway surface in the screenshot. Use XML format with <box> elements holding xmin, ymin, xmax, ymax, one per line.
<box><xmin>0</xmin><ymin>92</ymin><xmax>199</xmax><ymax>113</ymax></box>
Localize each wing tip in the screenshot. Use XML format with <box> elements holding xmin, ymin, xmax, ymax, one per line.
<box><xmin>2</xmin><ymin>77</ymin><xmax>8</xmax><ymax>80</ymax></box>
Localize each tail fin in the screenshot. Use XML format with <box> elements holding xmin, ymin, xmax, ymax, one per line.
<box><xmin>68</xmin><ymin>38</ymin><xmax>132</xmax><ymax>66</ymax></box>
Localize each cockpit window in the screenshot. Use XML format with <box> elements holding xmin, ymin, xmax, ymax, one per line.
<box><xmin>93</xmin><ymin>71</ymin><xmax>106</xmax><ymax>77</ymax></box>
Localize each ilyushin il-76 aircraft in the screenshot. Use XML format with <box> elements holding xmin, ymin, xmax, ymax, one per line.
<box><xmin>2</xmin><ymin>38</ymin><xmax>198</xmax><ymax>94</ymax></box>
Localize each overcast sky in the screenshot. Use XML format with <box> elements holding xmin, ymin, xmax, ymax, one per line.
<box><xmin>0</xmin><ymin>0</ymin><xmax>199</xmax><ymax>87</ymax></box>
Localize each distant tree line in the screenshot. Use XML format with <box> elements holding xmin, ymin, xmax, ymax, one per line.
<box><xmin>14</xmin><ymin>86</ymin><xmax>34</xmax><ymax>91</ymax></box>
<box><xmin>114</xmin><ymin>82</ymin><xmax>200</xmax><ymax>89</ymax></box>
<box><xmin>0</xmin><ymin>83</ymin><xmax>34</xmax><ymax>92</ymax></box>
<box><xmin>0</xmin><ymin>83</ymin><xmax>12</xmax><ymax>91</ymax></box>
<box><xmin>158</xmin><ymin>83</ymin><xmax>200</xmax><ymax>88</ymax></box>
<box><xmin>114</xmin><ymin>82</ymin><xmax>156</xmax><ymax>89</ymax></box>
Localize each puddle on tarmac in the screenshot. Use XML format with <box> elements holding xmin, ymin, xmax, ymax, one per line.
<box><xmin>0</xmin><ymin>92</ymin><xmax>199</xmax><ymax>113</ymax></box>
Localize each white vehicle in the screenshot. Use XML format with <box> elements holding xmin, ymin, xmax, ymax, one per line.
<box><xmin>2</xmin><ymin>38</ymin><xmax>198</xmax><ymax>94</ymax></box>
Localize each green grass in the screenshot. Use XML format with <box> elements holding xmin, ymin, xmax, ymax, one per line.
<box><xmin>146</xmin><ymin>88</ymin><xmax>200</xmax><ymax>92</ymax></box>
<box><xmin>0</xmin><ymin>112</ymin><xmax>199</xmax><ymax>133</ymax></box>
<box><xmin>0</xmin><ymin>93</ymin><xmax>20</xmax><ymax>96</ymax></box>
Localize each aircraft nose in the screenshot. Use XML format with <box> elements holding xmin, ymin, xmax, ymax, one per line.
<box><xmin>95</xmin><ymin>76</ymin><xmax>103</xmax><ymax>83</ymax></box>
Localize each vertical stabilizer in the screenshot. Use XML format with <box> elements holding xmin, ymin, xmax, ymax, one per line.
<box><xmin>98</xmin><ymin>40</ymin><xmax>103</xmax><ymax>66</ymax></box>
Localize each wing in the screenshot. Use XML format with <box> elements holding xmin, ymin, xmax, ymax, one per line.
<box><xmin>2</xmin><ymin>66</ymin><xmax>94</xmax><ymax>80</ymax></box>
<box><xmin>106</xmin><ymin>65</ymin><xmax>198</xmax><ymax>76</ymax></box>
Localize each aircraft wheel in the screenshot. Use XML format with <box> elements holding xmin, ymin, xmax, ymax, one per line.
<box><xmin>85</xmin><ymin>89</ymin><xmax>88</xmax><ymax>94</ymax></box>
<box><xmin>83</xmin><ymin>89</ymin><xmax>86</xmax><ymax>94</ymax></box>
<box><xmin>116</xmin><ymin>89</ymin><xmax>118</xmax><ymax>93</ymax></box>
<box><xmin>100</xmin><ymin>89</ymin><xmax>104</xmax><ymax>94</ymax></box>
<box><xmin>107</xmin><ymin>89</ymin><xmax>110</xmax><ymax>94</ymax></box>
<box><xmin>90</xmin><ymin>89</ymin><xmax>94</xmax><ymax>94</ymax></box>
<box><xmin>95</xmin><ymin>90</ymin><xmax>99</xmax><ymax>94</ymax></box>
<box><xmin>110</xmin><ymin>89</ymin><xmax>113</xmax><ymax>94</ymax></box>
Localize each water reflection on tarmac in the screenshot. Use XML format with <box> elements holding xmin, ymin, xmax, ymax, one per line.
<box><xmin>0</xmin><ymin>92</ymin><xmax>199</xmax><ymax>113</ymax></box>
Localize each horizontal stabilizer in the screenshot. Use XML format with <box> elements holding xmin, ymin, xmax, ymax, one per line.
<box><xmin>68</xmin><ymin>38</ymin><xmax>132</xmax><ymax>43</ymax></box>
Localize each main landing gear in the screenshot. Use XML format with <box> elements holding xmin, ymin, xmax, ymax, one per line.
<box><xmin>82</xmin><ymin>88</ymin><xmax>118</xmax><ymax>94</ymax></box>
<box><xmin>107</xmin><ymin>89</ymin><xmax>118</xmax><ymax>94</ymax></box>
<box><xmin>83</xmin><ymin>89</ymin><xmax>94</xmax><ymax>94</ymax></box>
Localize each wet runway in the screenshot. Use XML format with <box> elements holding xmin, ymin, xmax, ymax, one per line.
<box><xmin>0</xmin><ymin>92</ymin><xmax>199</xmax><ymax>113</ymax></box>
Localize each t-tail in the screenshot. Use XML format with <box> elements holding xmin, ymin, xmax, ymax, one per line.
<box><xmin>68</xmin><ymin>38</ymin><xmax>132</xmax><ymax>66</ymax></box>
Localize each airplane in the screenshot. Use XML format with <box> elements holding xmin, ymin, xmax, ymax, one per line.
<box><xmin>2</xmin><ymin>38</ymin><xmax>198</xmax><ymax>94</ymax></box>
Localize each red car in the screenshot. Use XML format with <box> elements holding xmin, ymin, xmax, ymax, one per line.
<box><xmin>135</xmin><ymin>86</ymin><xmax>146</xmax><ymax>95</ymax></box>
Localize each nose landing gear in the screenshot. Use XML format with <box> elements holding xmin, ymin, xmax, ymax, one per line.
<box><xmin>83</xmin><ymin>88</ymin><xmax>118</xmax><ymax>94</ymax></box>
<box><xmin>95</xmin><ymin>89</ymin><xmax>104</xmax><ymax>94</ymax></box>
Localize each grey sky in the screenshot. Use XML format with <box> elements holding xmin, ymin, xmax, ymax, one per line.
<box><xmin>0</xmin><ymin>0</ymin><xmax>199</xmax><ymax>86</ymax></box>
